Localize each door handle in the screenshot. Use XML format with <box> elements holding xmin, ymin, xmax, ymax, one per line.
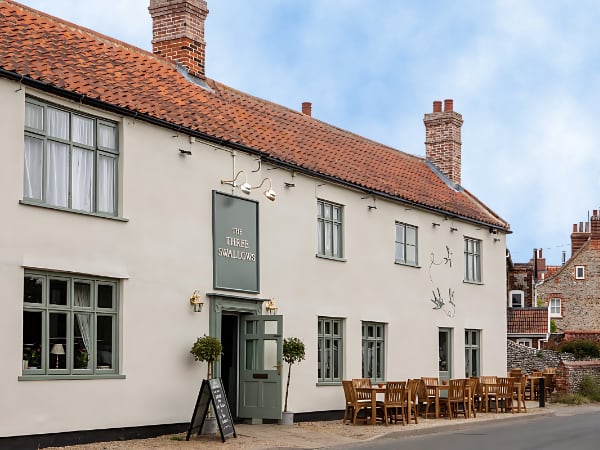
<box><xmin>274</xmin><ymin>363</ymin><xmax>282</xmax><ymax>375</ymax></box>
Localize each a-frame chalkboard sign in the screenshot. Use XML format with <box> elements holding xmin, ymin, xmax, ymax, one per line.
<box><xmin>186</xmin><ymin>378</ymin><xmax>237</xmax><ymax>443</ymax></box>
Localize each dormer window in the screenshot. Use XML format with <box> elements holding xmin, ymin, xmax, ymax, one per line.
<box><xmin>575</xmin><ymin>266</ymin><xmax>585</xmax><ymax>280</ymax></box>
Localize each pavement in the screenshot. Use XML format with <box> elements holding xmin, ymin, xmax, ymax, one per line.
<box><xmin>48</xmin><ymin>401</ymin><xmax>599</xmax><ymax>449</ymax></box>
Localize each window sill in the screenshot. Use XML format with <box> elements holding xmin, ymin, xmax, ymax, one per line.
<box><xmin>19</xmin><ymin>374</ymin><xmax>126</xmax><ymax>381</ymax></box>
<box><xmin>394</xmin><ymin>262</ymin><xmax>420</xmax><ymax>268</ymax></box>
<box><xmin>316</xmin><ymin>254</ymin><xmax>347</xmax><ymax>262</ymax></box>
<box><xmin>463</xmin><ymin>280</ymin><xmax>484</xmax><ymax>285</ymax></box>
<box><xmin>20</xmin><ymin>200</ymin><xmax>128</xmax><ymax>222</ymax></box>
<box><xmin>316</xmin><ymin>381</ymin><xmax>342</xmax><ymax>387</ymax></box>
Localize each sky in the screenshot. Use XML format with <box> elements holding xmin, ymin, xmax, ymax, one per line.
<box><xmin>15</xmin><ymin>0</ymin><xmax>600</xmax><ymax>265</ymax></box>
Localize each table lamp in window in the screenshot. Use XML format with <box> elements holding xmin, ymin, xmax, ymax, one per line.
<box><xmin>50</xmin><ymin>343</ymin><xmax>65</xmax><ymax>369</ymax></box>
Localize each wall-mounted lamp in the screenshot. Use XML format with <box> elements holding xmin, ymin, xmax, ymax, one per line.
<box><xmin>250</xmin><ymin>177</ymin><xmax>276</xmax><ymax>201</ymax></box>
<box><xmin>265</xmin><ymin>298</ymin><xmax>278</xmax><ymax>315</ymax></box>
<box><xmin>189</xmin><ymin>290</ymin><xmax>204</xmax><ymax>312</ymax></box>
<box><xmin>179</xmin><ymin>149</ymin><xmax>192</xmax><ymax>156</ymax></box>
<box><xmin>368</xmin><ymin>205</ymin><xmax>377</xmax><ymax>211</ymax></box>
<box><xmin>221</xmin><ymin>170</ymin><xmax>251</xmax><ymax>194</ymax></box>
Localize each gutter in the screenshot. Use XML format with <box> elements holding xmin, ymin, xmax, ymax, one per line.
<box><xmin>1</xmin><ymin>69</ymin><xmax>509</xmax><ymax>232</ymax></box>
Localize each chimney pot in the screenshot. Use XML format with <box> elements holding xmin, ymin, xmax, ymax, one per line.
<box><xmin>444</xmin><ymin>99</ymin><xmax>454</xmax><ymax>111</ymax></box>
<box><xmin>573</xmin><ymin>223</ymin><xmax>578</xmax><ymax>232</ymax></box>
<box><xmin>302</xmin><ymin>102</ymin><xmax>312</xmax><ymax>116</ymax></box>
<box><xmin>433</xmin><ymin>101</ymin><xmax>442</xmax><ymax>113</ymax></box>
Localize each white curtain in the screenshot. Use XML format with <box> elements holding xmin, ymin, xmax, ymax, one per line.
<box><xmin>72</xmin><ymin>114</ymin><xmax>94</xmax><ymax>146</ymax></box>
<box><xmin>45</xmin><ymin>141</ymin><xmax>69</xmax><ymax>207</ymax></box>
<box><xmin>25</xmin><ymin>102</ymin><xmax>43</xmax><ymax>130</ymax></box>
<box><xmin>97</xmin><ymin>155</ymin><xmax>115</xmax><ymax>213</ymax></box>
<box><xmin>23</xmin><ymin>136</ymin><xmax>43</xmax><ymax>200</ymax></box>
<box><xmin>71</xmin><ymin>147</ymin><xmax>94</xmax><ymax>212</ymax></box>
<box><xmin>98</xmin><ymin>123</ymin><xmax>116</xmax><ymax>150</ymax></box>
<box><xmin>74</xmin><ymin>283</ymin><xmax>91</xmax><ymax>369</ymax></box>
<box><xmin>47</xmin><ymin>108</ymin><xmax>69</xmax><ymax>140</ymax></box>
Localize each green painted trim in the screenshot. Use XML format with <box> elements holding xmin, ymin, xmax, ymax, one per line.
<box><xmin>208</xmin><ymin>294</ymin><xmax>263</xmax><ymax>377</ymax></box>
<box><xmin>19</xmin><ymin>200</ymin><xmax>128</xmax><ymax>222</ymax></box>
<box><xmin>316</xmin><ymin>381</ymin><xmax>342</xmax><ymax>387</ymax></box>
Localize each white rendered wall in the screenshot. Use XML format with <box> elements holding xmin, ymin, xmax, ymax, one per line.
<box><xmin>0</xmin><ymin>79</ymin><xmax>507</xmax><ymax>436</ymax></box>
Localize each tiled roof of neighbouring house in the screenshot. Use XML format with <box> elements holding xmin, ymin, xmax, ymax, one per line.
<box><xmin>0</xmin><ymin>0</ymin><xmax>509</xmax><ymax>229</ymax></box>
<box><xmin>507</xmin><ymin>308</ymin><xmax>548</xmax><ymax>335</ymax></box>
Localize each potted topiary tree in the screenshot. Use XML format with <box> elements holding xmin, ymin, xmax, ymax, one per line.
<box><xmin>190</xmin><ymin>335</ymin><xmax>223</xmax><ymax>434</ymax></box>
<box><xmin>281</xmin><ymin>337</ymin><xmax>306</xmax><ymax>425</ymax></box>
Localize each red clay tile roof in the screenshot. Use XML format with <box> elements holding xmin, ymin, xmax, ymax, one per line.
<box><xmin>0</xmin><ymin>0</ymin><xmax>509</xmax><ymax>229</ymax></box>
<box><xmin>507</xmin><ymin>308</ymin><xmax>548</xmax><ymax>335</ymax></box>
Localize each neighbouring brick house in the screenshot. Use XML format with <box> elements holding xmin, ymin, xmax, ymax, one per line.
<box><xmin>536</xmin><ymin>210</ymin><xmax>600</xmax><ymax>341</ymax></box>
<box><xmin>506</xmin><ymin>249</ymin><xmax>550</xmax><ymax>348</ymax></box>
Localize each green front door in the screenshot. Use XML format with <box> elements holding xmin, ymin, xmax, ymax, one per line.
<box><xmin>238</xmin><ymin>314</ymin><xmax>283</xmax><ymax>420</ymax></box>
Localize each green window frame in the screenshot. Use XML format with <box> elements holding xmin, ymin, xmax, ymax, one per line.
<box><xmin>22</xmin><ymin>271</ymin><xmax>119</xmax><ymax>377</ymax></box>
<box><xmin>464</xmin><ymin>329</ymin><xmax>480</xmax><ymax>377</ymax></box>
<box><xmin>317</xmin><ymin>317</ymin><xmax>343</xmax><ymax>383</ymax></box>
<box><xmin>362</xmin><ymin>321</ymin><xmax>385</xmax><ymax>382</ymax></box>
<box><xmin>464</xmin><ymin>237</ymin><xmax>482</xmax><ymax>282</ymax></box>
<box><xmin>317</xmin><ymin>199</ymin><xmax>344</xmax><ymax>259</ymax></box>
<box><xmin>23</xmin><ymin>97</ymin><xmax>119</xmax><ymax>216</ymax></box>
<box><xmin>395</xmin><ymin>222</ymin><xmax>418</xmax><ymax>266</ymax></box>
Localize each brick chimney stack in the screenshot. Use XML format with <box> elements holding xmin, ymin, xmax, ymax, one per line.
<box><xmin>302</xmin><ymin>102</ymin><xmax>312</xmax><ymax>116</ymax></box>
<box><xmin>424</xmin><ymin>99</ymin><xmax>463</xmax><ymax>185</ymax></box>
<box><xmin>571</xmin><ymin>220</ymin><xmax>591</xmax><ymax>256</ymax></box>
<box><xmin>149</xmin><ymin>0</ymin><xmax>209</xmax><ymax>79</ymax></box>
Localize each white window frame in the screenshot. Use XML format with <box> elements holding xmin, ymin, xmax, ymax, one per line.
<box><xmin>23</xmin><ymin>97</ymin><xmax>119</xmax><ymax>216</ymax></box>
<box><xmin>464</xmin><ymin>237</ymin><xmax>482</xmax><ymax>283</ymax></box>
<box><xmin>509</xmin><ymin>290</ymin><xmax>525</xmax><ymax>308</ymax></box>
<box><xmin>575</xmin><ymin>266</ymin><xmax>585</xmax><ymax>280</ymax></box>
<box><xmin>395</xmin><ymin>222</ymin><xmax>418</xmax><ymax>266</ymax></box>
<box><xmin>549</xmin><ymin>298</ymin><xmax>562</xmax><ymax>317</ymax></box>
<box><xmin>516</xmin><ymin>338</ymin><xmax>533</xmax><ymax>347</ymax></box>
<box><xmin>317</xmin><ymin>317</ymin><xmax>343</xmax><ymax>383</ymax></box>
<box><xmin>317</xmin><ymin>199</ymin><xmax>344</xmax><ymax>259</ymax></box>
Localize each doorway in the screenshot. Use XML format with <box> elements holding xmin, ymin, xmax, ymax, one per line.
<box><xmin>221</xmin><ymin>314</ymin><xmax>239</xmax><ymax>418</ymax></box>
<box><xmin>438</xmin><ymin>328</ymin><xmax>452</xmax><ymax>384</ymax></box>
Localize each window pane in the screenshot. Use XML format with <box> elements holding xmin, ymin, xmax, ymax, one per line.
<box><xmin>71</xmin><ymin>147</ymin><xmax>94</xmax><ymax>212</ymax></box>
<box><xmin>49</xmin><ymin>312</ymin><xmax>67</xmax><ymax>369</ymax></box>
<box><xmin>49</xmin><ymin>279</ymin><xmax>68</xmax><ymax>306</ymax></box>
<box><xmin>45</xmin><ymin>141</ymin><xmax>69</xmax><ymax>207</ymax></box>
<box><xmin>98</xmin><ymin>123</ymin><xmax>116</xmax><ymax>150</ymax></box>
<box><xmin>23</xmin><ymin>311</ymin><xmax>42</xmax><ymax>369</ymax></box>
<box><xmin>97</xmin><ymin>155</ymin><xmax>116</xmax><ymax>213</ymax></box>
<box><xmin>333</xmin><ymin>206</ymin><xmax>340</xmax><ymax>221</ymax></box>
<box><xmin>324</xmin><ymin>339</ymin><xmax>331</xmax><ymax>378</ymax></box>
<box><xmin>72</xmin><ymin>114</ymin><xmax>94</xmax><ymax>146</ymax></box>
<box><xmin>96</xmin><ymin>315</ymin><xmax>113</xmax><ymax>369</ymax></box>
<box><xmin>317</xmin><ymin>220</ymin><xmax>324</xmax><ymax>255</ymax></box>
<box><xmin>324</xmin><ymin>222</ymin><xmax>332</xmax><ymax>255</ymax></box>
<box><xmin>263</xmin><ymin>339</ymin><xmax>277</xmax><ymax>371</ymax></box>
<box><xmin>74</xmin><ymin>313</ymin><xmax>92</xmax><ymax>369</ymax></box>
<box><xmin>47</xmin><ymin>108</ymin><xmax>69</xmax><ymax>140</ymax></box>
<box><xmin>333</xmin><ymin>339</ymin><xmax>340</xmax><ymax>378</ymax></box>
<box><xmin>23</xmin><ymin>276</ymin><xmax>43</xmax><ymax>304</ymax></box>
<box><xmin>25</xmin><ymin>102</ymin><xmax>44</xmax><ymax>130</ymax></box>
<box><xmin>74</xmin><ymin>282</ymin><xmax>92</xmax><ymax>307</ymax></box>
<box><xmin>24</xmin><ymin>136</ymin><xmax>43</xmax><ymax>200</ymax></box>
<box><xmin>396</xmin><ymin>224</ymin><xmax>405</xmax><ymax>243</ymax></box>
<box><xmin>406</xmin><ymin>226</ymin><xmax>416</xmax><ymax>244</ymax></box>
<box><xmin>245</xmin><ymin>339</ymin><xmax>257</xmax><ymax>370</ymax></box>
<box><xmin>98</xmin><ymin>284</ymin><xmax>114</xmax><ymax>309</ymax></box>
<box><xmin>406</xmin><ymin>245</ymin><xmax>416</xmax><ymax>265</ymax></box>
<box><xmin>324</xmin><ymin>204</ymin><xmax>331</xmax><ymax>219</ymax></box>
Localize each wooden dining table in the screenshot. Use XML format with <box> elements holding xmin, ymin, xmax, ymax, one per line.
<box><xmin>527</xmin><ymin>376</ymin><xmax>543</xmax><ymax>400</ymax></box>
<box><xmin>355</xmin><ymin>385</ymin><xmax>386</xmax><ymax>425</ymax></box>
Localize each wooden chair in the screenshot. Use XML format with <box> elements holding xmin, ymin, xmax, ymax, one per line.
<box><xmin>512</xmin><ymin>374</ymin><xmax>527</xmax><ymax>412</ymax></box>
<box><xmin>343</xmin><ymin>380</ymin><xmax>370</xmax><ymax>424</ymax></box>
<box><xmin>496</xmin><ymin>377</ymin><xmax>514</xmax><ymax>413</ymax></box>
<box><xmin>441</xmin><ymin>378</ymin><xmax>467</xmax><ymax>419</ymax></box>
<box><xmin>543</xmin><ymin>372</ymin><xmax>555</xmax><ymax>401</ymax></box>
<box><xmin>465</xmin><ymin>377</ymin><xmax>478</xmax><ymax>418</ymax></box>
<box><xmin>405</xmin><ymin>379</ymin><xmax>420</xmax><ymax>424</ymax></box>
<box><xmin>378</xmin><ymin>381</ymin><xmax>406</xmax><ymax>426</ymax></box>
<box><xmin>479</xmin><ymin>376</ymin><xmax>497</xmax><ymax>412</ymax></box>
<box><xmin>418</xmin><ymin>378</ymin><xmax>438</xmax><ymax>419</ymax></box>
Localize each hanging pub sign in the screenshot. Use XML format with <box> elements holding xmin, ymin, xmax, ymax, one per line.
<box><xmin>186</xmin><ymin>378</ymin><xmax>236</xmax><ymax>443</ymax></box>
<box><xmin>212</xmin><ymin>191</ymin><xmax>259</xmax><ymax>293</ymax></box>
